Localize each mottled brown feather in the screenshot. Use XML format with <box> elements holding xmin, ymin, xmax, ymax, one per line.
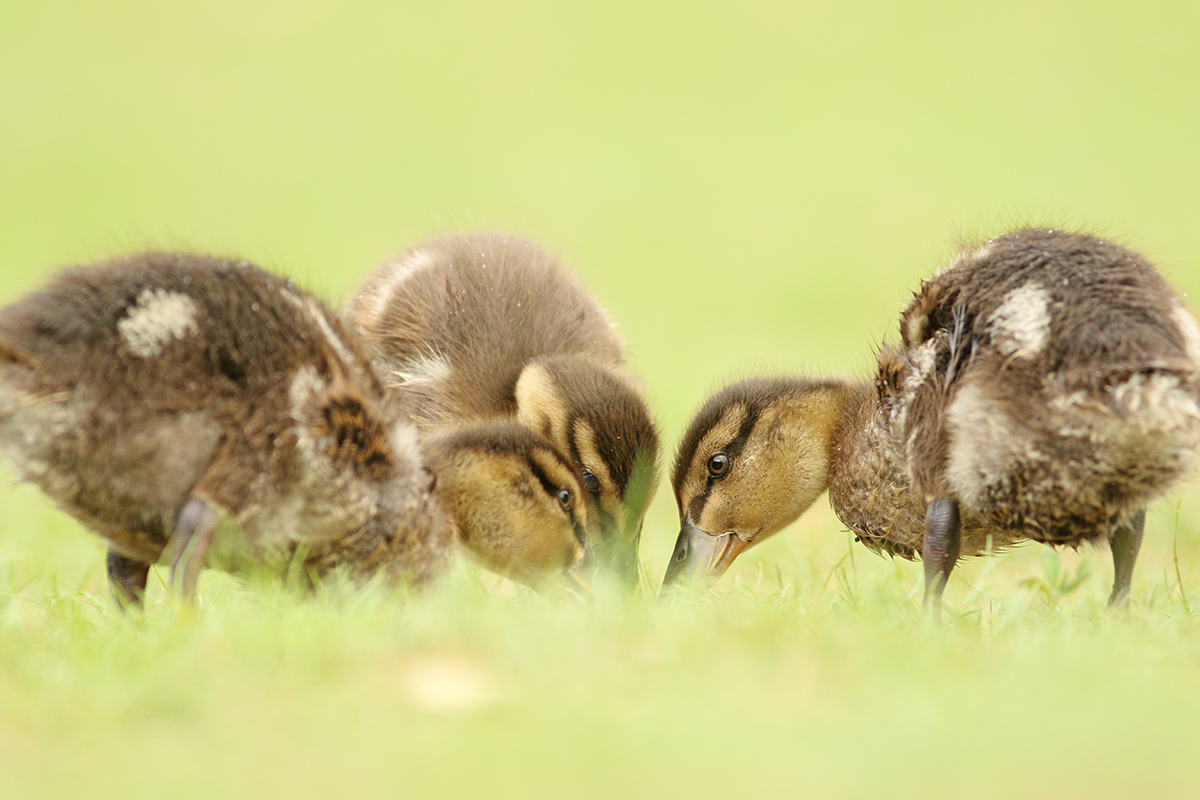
<box><xmin>0</xmin><ymin>252</ymin><xmax>452</xmax><ymax>592</ymax></box>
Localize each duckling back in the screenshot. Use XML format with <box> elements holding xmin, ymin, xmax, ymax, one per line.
<box><xmin>345</xmin><ymin>232</ymin><xmax>624</xmax><ymax>429</ymax></box>
<box><xmin>848</xmin><ymin>229</ymin><xmax>1200</xmax><ymax>555</ymax></box>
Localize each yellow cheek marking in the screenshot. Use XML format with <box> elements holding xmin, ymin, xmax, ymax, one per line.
<box><xmin>515</xmin><ymin>363</ymin><xmax>570</xmax><ymax>452</ymax></box>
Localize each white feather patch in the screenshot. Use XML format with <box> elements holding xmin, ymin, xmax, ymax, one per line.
<box><xmin>944</xmin><ymin>383</ymin><xmax>1028</xmax><ymax>505</ymax></box>
<box><xmin>1172</xmin><ymin>304</ymin><xmax>1200</xmax><ymax>367</ymax></box>
<box><xmin>988</xmin><ymin>282</ymin><xmax>1050</xmax><ymax>358</ymax></box>
<box><xmin>118</xmin><ymin>289</ymin><xmax>201</xmax><ymax>358</ymax></box>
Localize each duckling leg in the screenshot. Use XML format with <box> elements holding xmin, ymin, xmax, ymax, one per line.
<box><xmin>167</xmin><ymin>496</ymin><xmax>218</xmax><ymax>600</ymax></box>
<box><xmin>106</xmin><ymin>550</ymin><xmax>149</xmax><ymax>609</ymax></box>
<box><xmin>1108</xmin><ymin>509</ymin><xmax>1145</xmax><ymax>606</ymax></box>
<box><xmin>922</xmin><ymin>497</ymin><xmax>961</xmax><ymax>617</ymax></box>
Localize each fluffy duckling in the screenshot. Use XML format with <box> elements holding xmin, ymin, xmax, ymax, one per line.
<box><xmin>664</xmin><ymin>229</ymin><xmax>1200</xmax><ymax>611</ymax></box>
<box><xmin>0</xmin><ymin>252</ymin><xmax>454</xmax><ymax>605</ymax></box>
<box><xmin>345</xmin><ymin>232</ymin><xmax>659</xmax><ymax>587</ymax></box>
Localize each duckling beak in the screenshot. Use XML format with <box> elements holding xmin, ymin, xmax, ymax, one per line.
<box><xmin>660</xmin><ymin>517</ymin><xmax>749</xmax><ymax>589</ymax></box>
<box><xmin>585</xmin><ymin>532</ymin><xmax>641</xmax><ymax>589</ymax></box>
<box><xmin>562</xmin><ymin>566</ymin><xmax>591</xmax><ymax>595</ymax></box>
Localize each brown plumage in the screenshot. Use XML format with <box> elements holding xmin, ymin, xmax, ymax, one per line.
<box><xmin>0</xmin><ymin>252</ymin><xmax>453</xmax><ymax>605</ymax></box>
<box><xmin>345</xmin><ymin>232</ymin><xmax>659</xmax><ymax>587</ymax></box>
<box><xmin>664</xmin><ymin>229</ymin><xmax>1200</xmax><ymax>611</ymax></box>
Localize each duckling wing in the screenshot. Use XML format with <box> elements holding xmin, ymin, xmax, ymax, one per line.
<box><xmin>894</xmin><ymin>230</ymin><xmax>1200</xmax><ymax>544</ymax></box>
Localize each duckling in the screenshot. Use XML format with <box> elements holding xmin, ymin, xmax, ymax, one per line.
<box><xmin>663</xmin><ymin>229</ymin><xmax>1200</xmax><ymax>611</ymax></box>
<box><xmin>0</xmin><ymin>252</ymin><xmax>453</xmax><ymax>605</ymax></box>
<box><xmin>344</xmin><ymin>232</ymin><xmax>659</xmax><ymax>587</ymax></box>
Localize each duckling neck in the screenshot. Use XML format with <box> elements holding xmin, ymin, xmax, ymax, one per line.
<box><xmin>756</xmin><ymin>377</ymin><xmax>875</xmax><ymax>534</ymax></box>
<box><xmin>815</xmin><ymin>378</ymin><xmax>876</xmax><ymax>488</ymax></box>
<box><xmin>825</xmin><ymin>379</ymin><xmax>929</xmax><ymax>558</ymax></box>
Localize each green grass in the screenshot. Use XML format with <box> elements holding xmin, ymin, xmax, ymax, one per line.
<box><xmin>5</xmin><ymin>500</ymin><xmax>1200</xmax><ymax>798</ymax></box>
<box><xmin>4</xmin><ymin>533</ymin><xmax>1200</xmax><ymax>799</ymax></box>
<box><xmin>5</xmin><ymin>1</ymin><xmax>1200</xmax><ymax>797</ymax></box>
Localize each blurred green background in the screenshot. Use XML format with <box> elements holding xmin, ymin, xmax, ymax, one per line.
<box><xmin>4</xmin><ymin>1</ymin><xmax>1200</xmax><ymax>798</ymax></box>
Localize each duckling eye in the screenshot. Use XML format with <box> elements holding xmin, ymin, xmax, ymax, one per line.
<box><xmin>707</xmin><ymin>453</ymin><xmax>730</xmax><ymax>477</ymax></box>
<box><xmin>581</xmin><ymin>470</ymin><xmax>600</xmax><ymax>493</ymax></box>
<box><xmin>557</xmin><ymin>488</ymin><xmax>573</xmax><ymax>511</ymax></box>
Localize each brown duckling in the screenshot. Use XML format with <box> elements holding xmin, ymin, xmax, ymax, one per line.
<box><xmin>664</xmin><ymin>229</ymin><xmax>1200</xmax><ymax>611</ymax></box>
<box><xmin>0</xmin><ymin>252</ymin><xmax>453</xmax><ymax>605</ymax></box>
<box><xmin>345</xmin><ymin>232</ymin><xmax>659</xmax><ymax>587</ymax></box>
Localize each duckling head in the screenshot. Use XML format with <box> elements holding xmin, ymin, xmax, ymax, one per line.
<box><xmin>514</xmin><ymin>355</ymin><xmax>659</xmax><ymax>587</ymax></box>
<box><xmin>662</xmin><ymin>377</ymin><xmax>853</xmax><ymax>588</ymax></box>
<box><xmin>422</xmin><ymin>420</ymin><xmax>590</xmax><ymax>588</ymax></box>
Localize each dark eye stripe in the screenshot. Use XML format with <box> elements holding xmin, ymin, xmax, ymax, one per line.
<box><xmin>722</xmin><ymin>406</ymin><xmax>762</xmax><ymax>462</ymax></box>
<box><xmin>528</xmin><ymin>459</ymin><xmax>570</xmax><ymax>510</ymax></box>
<box><xmin>566</xmin><ymin>414</ymin><xmax>584</xmax><ymax>467</ymax></box>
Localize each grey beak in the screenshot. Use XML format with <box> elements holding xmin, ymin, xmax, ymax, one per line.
<box><xmin>661</xmin><ymin>517</ymin><xmax>748</xmax><ymax>590</ymax></box>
